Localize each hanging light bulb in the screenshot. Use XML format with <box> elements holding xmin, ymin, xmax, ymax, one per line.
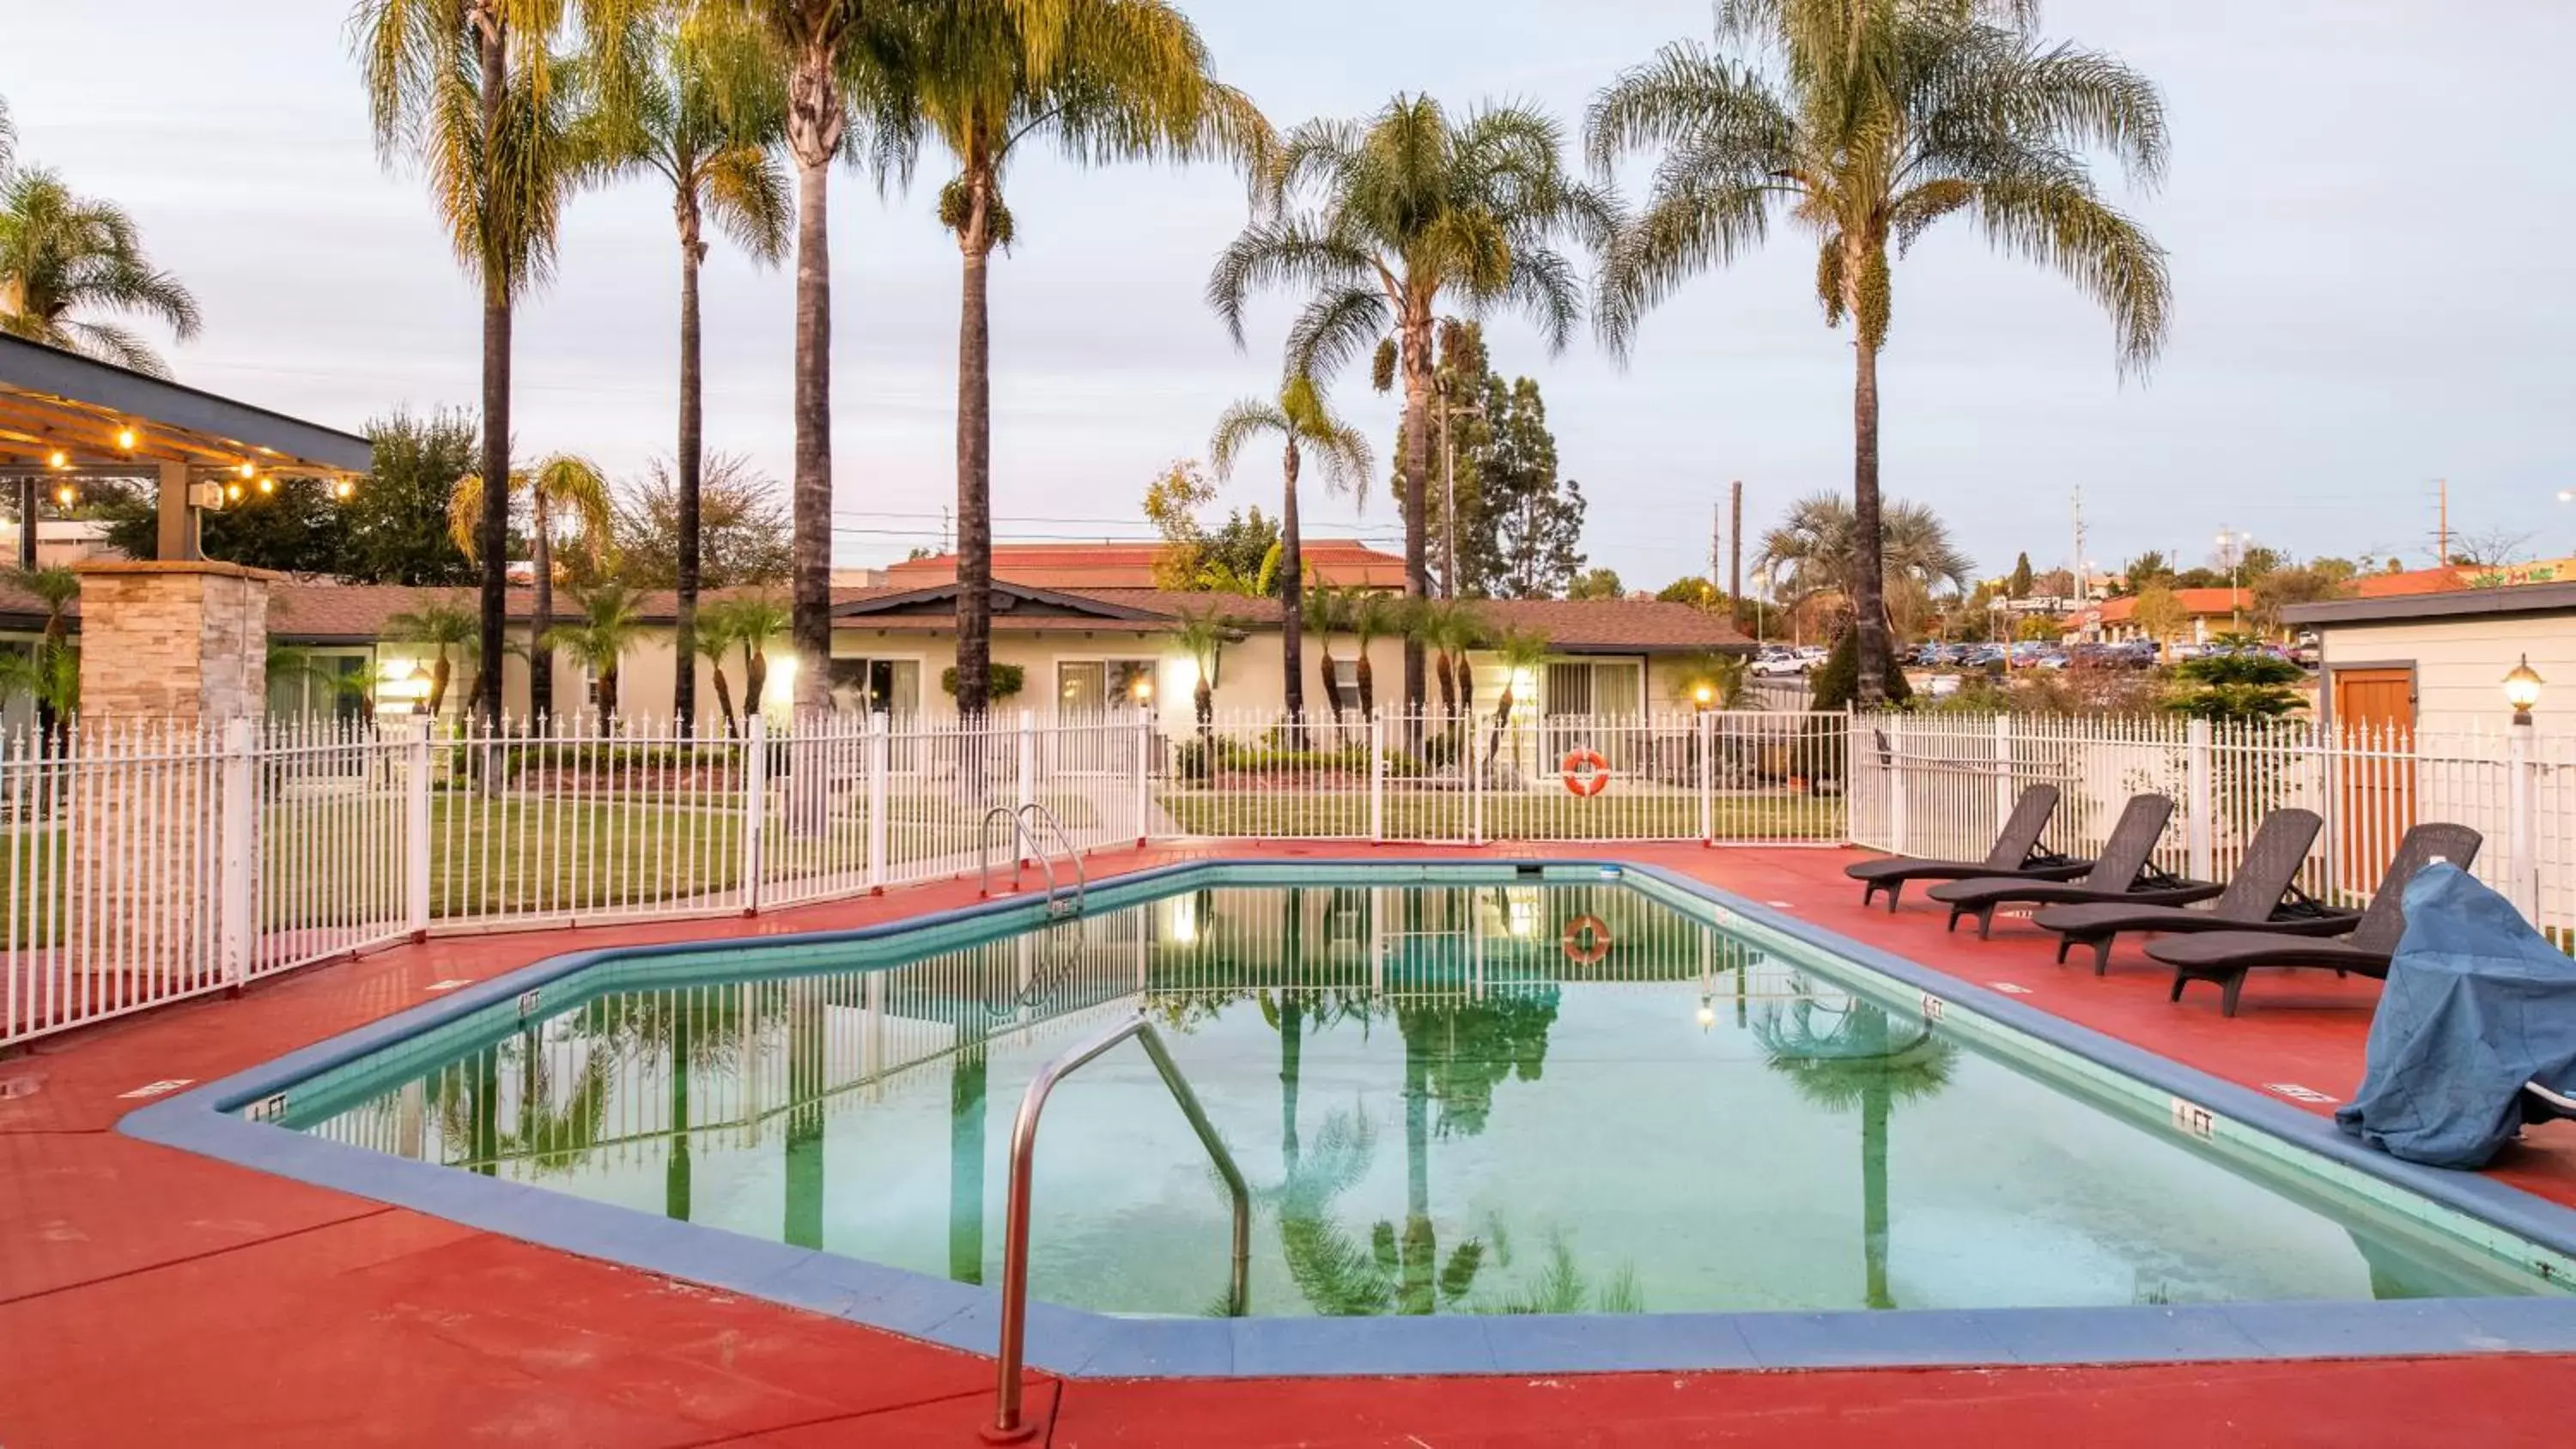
<box><xmin>224</xmin><ymin>481</ymin><xmax>243</xmax><ymax>504</ymax></box>
<box><xmin>237</xmin><ymin>461</ymin><xmax>256</xmax><ymax>480</ymax></box>
<box><xmin>331</xmin><ymin>479</ymin><xmax>355</xmax><ymax>501</ymax></box>
<box><xmin>53</xmin><ymin>483</ymin><xmax>77</xmax><ymax>508</ymax></box>
<box><xmin>115</xmin><ymin>427</ymin><xmax>137</xmax><ymax>451</ymax></box>
<box><xmin>47</xmin><ymin>450</ymin><xmax>68</xmax><ymax>470</ymax></box>
<box><xmin>257</xmin><ymin>475</ymin><xmax>276</xmax><ymax>495</ymax></box>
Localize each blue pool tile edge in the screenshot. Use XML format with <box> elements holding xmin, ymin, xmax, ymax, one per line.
<box><xmin>118</xmin><ymin>855</ymin><xmax>2576</xmax><ymax>1379</ymax></box>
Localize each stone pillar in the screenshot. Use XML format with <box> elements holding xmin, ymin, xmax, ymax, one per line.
<box><xmin>68</xmin><ymin>561</ymin><xmax>277</xmax><ymax>994</ymax></box>
<box><xmin>72</xmin><ymin>561</ymin><xmax>276</xmax><ymax>723</ymax></box>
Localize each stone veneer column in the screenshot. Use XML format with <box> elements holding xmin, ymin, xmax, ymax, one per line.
<box><xmin>69</xmin><ymin>561</ymin><xmax>278</xmax><ymax>995</ymax></box>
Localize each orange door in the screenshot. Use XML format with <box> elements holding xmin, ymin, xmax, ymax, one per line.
<box><xmin>2332</xmin><ymin>668</ymin><xmax>2415</xmax><ymax>897</ymax></box>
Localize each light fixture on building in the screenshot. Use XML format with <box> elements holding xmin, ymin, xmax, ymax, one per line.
<box><xmin>1131</xmin><ymin>677</ymin><xmax>1153</xmax><ymax>704</ymax></box>
<box><xmin>2504</xmin><ymin>655</ymin><xmax>2544</xmax><ymax>726</ymax></box>
<box><xmin>1692</xmin><ymin>682</ymin><xmax>1715</xmax><ymax>712</ymax></box>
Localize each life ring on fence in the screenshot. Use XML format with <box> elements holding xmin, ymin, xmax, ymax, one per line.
<box><xmin>1562</xmin><ymin>915</ymin><xmax>1613</xmax><ymax>965</ymax></box>
<box><xmin>1560</xmin><ymin>749</ymin><xmax>1612</xmax><ymax>797</ymax></box>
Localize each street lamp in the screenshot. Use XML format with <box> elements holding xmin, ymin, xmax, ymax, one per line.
<box><xmin>2505</xmin><ymin>655</ymin><xmax>2544</xmax><ymax>726</ymax></box>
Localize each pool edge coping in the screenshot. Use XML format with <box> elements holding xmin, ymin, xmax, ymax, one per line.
<box><xmin>118</xmin><ymin>854</ymin><xmax>2576</xmax><ymax>1379</ymax></box>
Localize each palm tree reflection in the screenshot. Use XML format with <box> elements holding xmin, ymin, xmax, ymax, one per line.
<box><xmin>1755</xmin><ymin>981</ymin><xmax>1958</xmax><ymax>1309</ymax></box>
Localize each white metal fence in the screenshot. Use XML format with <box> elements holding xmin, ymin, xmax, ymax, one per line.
<box><xmin>1846</xmin><ymin>713</ymin><xmax>2574</xmax><ymax>939</ymax></box>
<box><xmin>4</xmin><ymin>706</ymin><xmax>2567</xmax><ymax>1049</ymax></box>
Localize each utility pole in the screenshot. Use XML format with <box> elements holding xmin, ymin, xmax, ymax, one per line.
<box><xmin>940</xmin><ymin>506</ymin><xmax>952</xmax><ymax>556</ymax></box>
<box><xmin>2435</xmin><ymin>478</ymin><xmax>2449</xmax><ymax>569</ymax></box>
<box><xmin>2070</xmin><ymin>486</ymin><xmax>2088</xmax><ymax>605</ymax></box>
<box><xmin>1439</xmin><ymin>395</ymin><xmax>1457</xmax><ymax>600</ymax></box>
<box><xmin>1728</xmin><ymin>480</ymin><xmax>1744</xmax><ymax>609</ymax></box>
<box><xmin>1709</xmin><ymin>503</ymin><xmax>1722</xmax><ymax>592</ymax></box>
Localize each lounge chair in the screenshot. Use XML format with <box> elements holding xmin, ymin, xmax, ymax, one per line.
<box><xmin>2032</xmin><ymin>809</ymin><xmax>2336</xmax><ymax>974</ymax></box>
<box><xmin>1844</xmin><ymin>784</ymin><xmax>2087</xmax><ymax>912</ymax></box>
<box><xmin>2147</xmin><ymin>823</ymin><xmax>2485</xmax><ymax>1016</ymax></box>
<box><xmin>1926</xmin><ymin>794</ymin><xmax>2209</xmax><ymax>938</ymax></box>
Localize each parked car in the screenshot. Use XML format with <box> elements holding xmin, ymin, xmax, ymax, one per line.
<box><xmin>1750</xmin><ymin>647</ymin><xmax>1808</xmax><ymax>678</ymax></box>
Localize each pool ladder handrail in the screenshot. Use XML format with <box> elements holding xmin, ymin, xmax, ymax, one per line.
<box><xmin>984</xmin><ymin>1014</ymin><xmax>1249</xmax><ymax>1442</ymax></box>
<box><xmin>977</xmin><ymin>803</ymin><xmax>1085</xmax><ymax>917</ymax></box>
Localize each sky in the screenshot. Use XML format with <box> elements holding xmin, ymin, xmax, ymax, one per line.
<box><xmin>4</xmin><ymin>1</ymin><xmax>2573</xmax><ymax>591</ymax></box>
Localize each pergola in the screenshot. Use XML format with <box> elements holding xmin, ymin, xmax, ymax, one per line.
<box><xmin>0</xmin><ymin>332</ymin><xmax>372</xmax><ymax>565</ymax></box>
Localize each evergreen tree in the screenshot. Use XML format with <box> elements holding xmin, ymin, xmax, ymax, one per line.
<box><xmin>2008</xmin><ymin>553</ymin><xmax>2034</xmax><ymax>598</ymax></box>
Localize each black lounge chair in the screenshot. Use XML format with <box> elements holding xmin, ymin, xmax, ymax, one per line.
<box><xmin>1926</xmin><ymin>794</ymin><xmax>2209</xmax><ymax>938</ymax></box>
<box><xmin>1844</xmin><ymin>784</ymin><xmax>2087</xmax><ymax>912</ymax></box>
<box><xmin>2147</xmin><ymin>823</ymin><xmax>2485</xmax><ymax>1016</ymax></box>
<box><xmin>2032</xmin><ymin>809</ymin><xmax>2338</xmax><ymax>974</ymax></box>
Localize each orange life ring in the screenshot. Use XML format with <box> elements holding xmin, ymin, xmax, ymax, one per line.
<box><xmin>1560</xmin><ymin>749</ymin><xmax>1611</xmax><ymax>797</ymax></box>
<box><xmin>1562</xmin><ymin>915</ymin><xmax>1613</xmax><ymax>965</ymax></box>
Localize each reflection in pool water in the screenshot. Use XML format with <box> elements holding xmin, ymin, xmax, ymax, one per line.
<box><xmin>286</xmin><ymin>883</ymin><xmax>2557</xmax><ymax>1317</ymax></box>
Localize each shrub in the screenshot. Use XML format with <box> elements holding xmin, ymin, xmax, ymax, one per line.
<box><xmin>939</xmin><ymin>663</ymin><xmax>1025</xmax><ymax>703</ymax></box>
<box><xmin>1808</xmin><ymin>628</ymin><xmax>1915</xmax><ymax>711</ymax></box>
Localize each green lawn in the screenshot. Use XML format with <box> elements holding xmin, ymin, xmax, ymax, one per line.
<box><xmin>1153</xmin><ymin>788</ymin><xmax>1844</xmax><ymax>842</ymax></box>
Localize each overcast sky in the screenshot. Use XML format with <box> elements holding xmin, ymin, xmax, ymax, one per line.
<box><xmin>5</xmin><ymin>1</ymin><xmax>2571</xmax><ymax>588</ymax></box>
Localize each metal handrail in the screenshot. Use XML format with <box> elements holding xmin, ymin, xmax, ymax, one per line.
<box><xmin>1017</xmin><ymin>800</ymin><xmax>1086</xmax><ymax>915</ymax></box>
<box><xmin>977</xmin><ymin>805</ymin><xmax>1056</xmax><ymax>902</ymax></box>
<box><xmin>985</xmin><ymin>1014</ymin><xmax>1249</xmax><ymax>1443</ymax></box>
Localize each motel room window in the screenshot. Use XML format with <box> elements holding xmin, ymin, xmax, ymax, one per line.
<box><xmin>1543</xmin><ymin>659</ymin><xmax>1643</xmax><ymax>718</ymax></box>
<box><xmin>1057</xmin><ymin>658</ymin><xmax>1157</xmax><ymax>716</ymax></box>
<box><xmin>829</xmin><ymin>657</ymin><xmax>921</xmax><ymax>717</ymax></box>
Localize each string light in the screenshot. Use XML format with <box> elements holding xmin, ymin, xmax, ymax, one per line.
<box><xmin>224</xmin><ymin>482</ymin><xmax>243</xmax><ymax>504</ymax></box>
<box><xmin>47</xmin><ymin>450</ymin><xmax>67</xmax><ymax>470</ymax></box>
<box><xmin>257</xmin><ymin>475</ymin><xmax>276</xmax><ymax>495</ymax></box>
<box><xmin>53</xmin><ymin>483</ymin><xmax>77</xmax><ymax>508</ymax></box>
<box><xmin>115</xmin><ymin>427</ymin><xmax>137</xmax><ymax>451</ymax></box>
<box><xmin>236</xmin><ymin>461</ymin><xmax>255</xmax><ymax>479</ymax></box>
<box><xmin>331</xmin><ymin>479</ymin><xmax>355</xmax><ymax>501</ymax></box>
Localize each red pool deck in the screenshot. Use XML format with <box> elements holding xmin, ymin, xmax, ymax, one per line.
<box><xmin>7</xmin><ymin>843</ymin><xmax>2576</xmax><ymax>1447</ymax></box>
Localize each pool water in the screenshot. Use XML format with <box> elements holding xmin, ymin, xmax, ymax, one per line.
<box><xmin>278</xmin><ymin>881</ymin><xmax>2560</xmax><ymax>1318</ymax></box>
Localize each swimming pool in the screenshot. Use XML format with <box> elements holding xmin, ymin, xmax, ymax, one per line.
<box><xmin>127</xmin><ymin>862</ymin><xmax>2576</xmax><ymax>1374</ymax></box>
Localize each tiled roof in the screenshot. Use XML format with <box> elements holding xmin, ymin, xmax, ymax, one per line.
<box><xmin>2094</xmin><ymin>588</ymin><xmax>2250</xmax><ymax>624</ymax></box>
<box><xmin>2354</xmin><ymin>557</ymin><xmax>2576</xmax><ymax>598</ymax></box>
<box><xmin>20</xmin><ymin>574</ymin><xmax>1749</xmax><ymax>655</ymax></box>
<box><xmin>884</xmin><ymin>540</ymin><xmax>1410</xmax><ymax>590</ymax></box>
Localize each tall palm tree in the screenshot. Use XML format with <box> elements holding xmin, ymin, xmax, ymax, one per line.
<box><xmin>1209</xmin><ymin>95</ymin><xmax>1611</xmax><ymax>715</ymax></box>
<box><xmin>451</xmin><ymin>453</ymin><xmax>615</xmax><ymax>721</ymax></box>
<box><xmin>542</xmin><ymin>580</ymin><xmax>647</xmax><ymax>723</ymax></box>
<box><xmin>1756</xmin><ymin>491</ymin><xmax>1975</xmax><ymax>624</ymax></box>
<box><xmin>1209</xmin><ymin>373</ymin><xmax>1371</xmax><ymax>733</ymax></box>
<box><xmin>1170</xmin><ymin>606</ymin><xmax>1232</xmax><ymax>737</ymax></box>
<box><xmin>381</xmin><ymin>594</ymin><xmax>481</xmax><ymax>718</ymax></box>
<box><xmin>596</xmin><ymin>12</ymin><xmax>791</xmax><ymax>733</ymax></box>
<box><xmin>1482</xmin><ymin>627</ymin><xmax>1548</xmax><ymax>772</ymax></box>
<box><xmin>1589</xmin><ymin>0</ymin><xmax>2170</xmax><ymax>705</ymax></box>
<box><xmin>355</xmin><ymin>0</ymin><xmax>617</xmax><ymax>726</ymax></box>
<box><xmin>727</xmin><ymin>0</ymin><xmax>950</xmax><ymax>723</ymax></box>
<box><xmin>916</xmin><ymin>0</ymin><xmax>1267</xmax><ymax>716</ymax></box>
<box><xmin>0</xmin><ymin>167</ymin><xmax>201</xmax><ymax>374</ymax></box>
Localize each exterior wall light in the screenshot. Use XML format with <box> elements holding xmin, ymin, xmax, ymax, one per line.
<box><xmin>2504</xmin><ymin>655</ymin><xmax>2543</xmax><ymax>725</ymax></box>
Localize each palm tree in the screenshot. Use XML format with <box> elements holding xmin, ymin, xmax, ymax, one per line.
<box><xmin>596</xmin><ymin>13</ymin><xmax>791</xmax><ymax>733</ymax></box>
<box><xmin>690</xmin><ymin>601</ymin><xmax>744</xmax><ymax>735</ymax></box>
<box><xmin>10</xmin><ymin>566</ymin><xmax>77</xmax><ymax>750</ymax></box>
<box><xmin>542</xmin><ymin>581</ymin><xmax>647</xmax><ymax>723</ymax></box>
<box><xmin>355</xmin><ymin>0</ymin><xmax>612</xmax><ymax>726</ymax></box>
<box><xmin>1210</xmin><ymin>373</ymin><xmax>1371</xmax><ymax>735</ymax></box>
<box><xmin>1588</xmin><ymin>2</ymin><xmax>2170</xmax><ymax>705</ymax></box>
<box><xmin>1209</xmin><ymin>95</ymin><xmax>1611</xmax><ymax>716</ymax></box>
<box><xmin>451</xmin><ymin>453</ymin><xmax>615</xmax><ymax>722</ymax></box>
<box><xmin>0</xmin><ymin>94</ymin><xmax>15</xmax><ymax>175</ymax></box>
<box><xmin>0</xmin><ymin>168</ymin><xmax>201</xmax><ymax>374</ymax></box>
<box><xmin>1409</xmin><ymin>598</ymin><xmax>1483</xmax><ymax>740</ymax></box>
<box><xmin>728</xmin><ymin>0</ymin><xmax>951</xmax><ymax>724</ymax></box>
<box><xmin>1482</xmin><ymin>627</ymin><xmax>1548</xmax><ymax>773</ymax></box>
<box><xmin>1349</xmin><ymin>589</ymin><xmax>1395</xmax><ymax>718</ymax></box>
<box><xmin>918</xmin><ymin>0</ymin><xmax>1268</xmax><ymax>717</ymax></box>
<box><xmin>381</xmin><ymin>594</ymin><xmax>481</xmax><ymax>719</ymax></box>
<box><xmin>709</xmin><ymin>591</ymin><xmax>790</xmax><ymax>721</ymax></box>
<box><xmin>1298</xmin><ymin>582</ymin><xmax>1348</xmax><ymax>735</ymax></box>
<box><xmin>1170</xmin><ymin>607</ymin><xmax>1232</xmax><ymax>736</ymax></box>
<box><xmin>1756</xmin><ymin>987</ymin><xmax>1957</xmax><ymax>1308</ymax></box>
<box><xmin>1755</xmin><ymin>492</ymin><xmax>1975</xmax><ymax>628</ymax></box>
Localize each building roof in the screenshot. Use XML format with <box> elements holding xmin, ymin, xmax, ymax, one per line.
<box><xmin>2093</xmin><ymin>587</ymin><xmax>2250</xmax><ymax>625</ymax></box>
<box><xmin>2284</xmin><ymin>580</ymin><xmax>2576</xmax><ymax>627</ymax></box>
<box><xmin>883</xmin><ymin>540</ymin><xmax>1410</xmax><ymax>591</ymax></box>
<box><xmin>0</xmin><ymin>332</ymin><xmax>372</xmax><ymax>477</ymax></box>
<box><xmin>2353</xmin><ymin>557</ymin><xmax>2576</xmax><ymax>599</ymax></box>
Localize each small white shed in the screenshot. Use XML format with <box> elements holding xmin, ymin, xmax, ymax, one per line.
<box><xmin>2286</xmin><ymin>582</ymin><xmax>2576</xmax><ymax>738</ymax></box>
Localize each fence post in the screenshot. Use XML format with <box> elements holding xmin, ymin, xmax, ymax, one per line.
<box><xmin>1469</xmin><ymin>712</ymin><xmax>1485</xmax><ymax>846</ymax></box>
<box><xmin>2185</xmin><ymin>717</ymin><xmax>2215</xmax><ymax>884</ymax></box>
<box><xmin>2508</xmin><ymin>721</ymin><xmax>2539</xmax><ymax>920</ymax></box>
<box><xmin>404</xmin><ymin>718</ymin><xmax>432</xmax><ymax>938</ymax></box>
<box><xmin>866</xmin><ymin>712</ymin><xmax>890</xmax><ymax>892</ymax></box>
<box><xmin>218</xmin><ymin>717</ymin><xmax>257</xmax><ymax>989</ymax></box>
<box><xmin>1370</xmin><ymin>711</ymin><xmax>1387</xmax><ymax>842</ymax></box>
<box><xmin>738</xmin><ymin>714</ymin><xmax>767</xmax><ymax>915</ymax></box>
<box><xmin>1698</xmin><ymin>710</ymin><xmax>1715</xmax><ymax>846</ymax></box>
<box><xmin>1887</xmin><ymin>715</ymin><xmax>1910</xmax><ymax>858</ymax></box>
<box><xmin>1133</xmin><ymin>710</ymin><xmax>1151</xmax><ymax>846</ymax></box>
<box><xmin>1990</xmin><ymin>713</ymin><xmax>2014</xmax><ymax>834</ymax></box>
